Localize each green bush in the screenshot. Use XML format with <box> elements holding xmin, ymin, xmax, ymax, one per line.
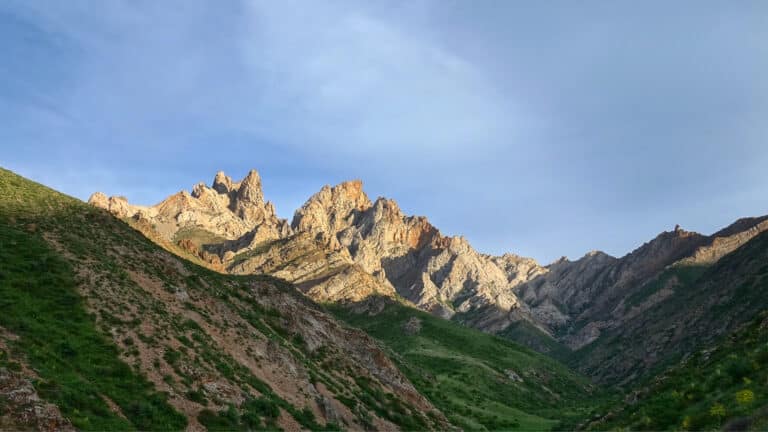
<box><xmin>186</xmin><ymin>389</ymin><xmax>207</xmax><ymax>404</ymax></box>
<box><xmin>198</xmin><ymin>406</ymin><xmax>240</xmax><ymax>431</ymax></box>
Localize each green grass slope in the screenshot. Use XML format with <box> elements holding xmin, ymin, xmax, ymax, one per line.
<box><xmin>329</xmin><ymin>300</ymin><xmax>601</xmax><ymax>431</ymax></box>
<box><xmin>586</xmin><ymin>311</ymin><xmax>768</xmax><ymax>431</ymax></box>
<box><xmin>0</xmin><ymin>169</ymin><xmax>187</xmax><ymax>430</ymax></box>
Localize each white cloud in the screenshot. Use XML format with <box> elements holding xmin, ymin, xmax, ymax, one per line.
<box><xmin>240</xmin><ymin>0</ymin><xmax>514</xmax><ymax>160</ymax></box>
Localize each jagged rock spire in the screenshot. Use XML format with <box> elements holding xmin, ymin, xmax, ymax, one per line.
<box><xmin>212</xmin><ymin>171</ymin><xmax>234</xmax><ymax>194</ymax></box>
<box><xmin>292</xmin><ymin>180</ymin><xmax>372</xmax><ymax>235</ymax></box>
<box><xmin>236</xmin><ymin>169</ymin><xmax>264</xmax><ymax>205</ymax></box>
<box><xmin>89</xmin><ymin>168</ymin><xmax>291</xmax><ymax>243</ymax></box>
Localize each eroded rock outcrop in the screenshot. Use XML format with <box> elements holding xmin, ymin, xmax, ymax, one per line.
<box><xmin>89</xmin><ymin>170</ymin><xmax>292</xmax><ymax>244</ymax></box>
<box><xmin>227</xmin><ymin>232</ymin><xmax>398</xmax><ymax>303</ymax></box>
<box><xmin>291</xmin><ymin>182</ymin><xmax>533</xmax><ymax>323</ymax></box>
<box><xmin>99</xmin><ymin>172</ymin><xmax>543</xmax><ymax>329</ymax></box>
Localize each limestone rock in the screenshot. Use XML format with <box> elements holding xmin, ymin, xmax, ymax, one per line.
<box><xmin>226</xmin><ymin>232</ymin><xmax>398</xmax><ymax>303</ymax></box>
<box><xmin>291</xmin><ymin>181</ymin><xmax>534</xmax><ymax>324</ymax></box>
<box><xmin>0</xmin><ymin>366</ymin><xmax>74</xmax><ymax>431</ymax></box>
<box><xmin>91</xmin><ymin>172</ymin><xmax>541</xmax><ymax>327</ymax></box>
<box><xmin>89</xmin><ymin>170</ymin><xmax>292</xmax><ymax>244</ymax></box>
<box><xmin>292</xmin><ymin>180</ymin><xmax>371</xmax><ymax>250</ymax></box>
<box><xmin>402</xmin><ymin>317</ymin><xmax>422</xmax><ymax>336</ymax></box>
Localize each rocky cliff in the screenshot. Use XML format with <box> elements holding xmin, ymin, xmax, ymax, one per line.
<box><xmin>90</xmin><ymin>170</ymin><xmax>292</xmax><ymax>245</ymax></box>
<box><xmin>291</xmin><ymin>182</ymin><xmax>530</xmax><ymax>324</ymax></box>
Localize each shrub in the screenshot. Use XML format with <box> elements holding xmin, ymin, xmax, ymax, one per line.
<box><xmin>187</xmin><ymin>389</ymin><xmax>207</xmax><ymax>404</ymax></box>
<box><xmin>242</xmin><ymin>397</ymin><xmax>280</xmax><ymax>421</ymax></box>
<box><xmin>736</xmin><ymin>389</ymin><xmax>755</xmax><ymax>406</ymax></box>
<box><xmin>710</xmin><ymin>403</ymin><xmax>726</xmax><ymax>421</ymax></box>
<box><xmin>198</xmin><ymin>407</ymin><xmax>240</xmax><ymax>431</ymax></box>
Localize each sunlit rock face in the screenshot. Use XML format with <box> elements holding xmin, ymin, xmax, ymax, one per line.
<box><xmin>89</xmin><ymin>169</ymin><xmax>292</xmax><ymax>243</ymax></box>
<box><xmin>92</xmin><ymin>171</ymin><xmax>544</xmax><ymax>328</ymax></box>
<box><xmin>291</xmin><ymin>180</ymin><xmax>539</xmax><ymax>326</ymax></box>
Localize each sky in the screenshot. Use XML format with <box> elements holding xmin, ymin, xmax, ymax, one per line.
<box><xmin>1</xmin><ymin>1</ymin><xmax>767</xmax><ymax>263</ymax></box>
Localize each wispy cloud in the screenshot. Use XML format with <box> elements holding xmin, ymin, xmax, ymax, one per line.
<box><xmin>2</xmin><ymin>1</ymin><xmax>767</xmax><ymax>262</ymax></box>
<box><xmin>240</xmin><ymin>1</ymin><xmax>514</xmax><ymax>160</ymax></box>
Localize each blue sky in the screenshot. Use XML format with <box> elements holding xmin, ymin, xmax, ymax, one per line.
<box><xmin>2</xmin><ymin>1</ymin><xmax>767</xmax><ymax>263</ymax></box>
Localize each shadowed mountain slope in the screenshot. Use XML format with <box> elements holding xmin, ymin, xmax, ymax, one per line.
<box><xmin>584</xmin><ymin>310</ymin><xmax>768</xmax><ymax>431</ymax></box>
<box><xmin>569</xmin><ymin>228</ymin><xmax>768</xmax><ymax>385</ymax></box>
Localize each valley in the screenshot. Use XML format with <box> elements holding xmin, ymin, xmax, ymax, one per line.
<box><xmin>2</xmin><ymin>166</ymin><xmax>767</xmax><ymax>431</ymax></box>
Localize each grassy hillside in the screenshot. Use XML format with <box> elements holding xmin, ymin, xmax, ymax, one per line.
<box><xmin>496</xmin><ymin>319</ymin><xmax>573</xmax><ymax>362</ymax></box>
<box><xmin>0</xmin><ymin>168</ymin><xmax>452</xmax><ymax>431</ymax></box>
<box><xmin>329</xmin><ymin>300</ymin><xmax>601</xmax><ymax>431</ymax></box>
<box><xmin>586</xmin><ymin>311</ymin><xmax>768</xmax><ymax>431</ymax></box>
<box><xmin>0</xmin><ymin>169</ymin><xmax>186</xmax><ymax>430</ymax></box>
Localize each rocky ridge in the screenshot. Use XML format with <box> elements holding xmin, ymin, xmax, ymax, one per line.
<box><xmin>5</xmin><ymin>166</ymin><xmax>601</xmax><ymax>431</ymax></box>
<box><xmin>91</xmin><ymin>172</ymin><xmax>541</xmax><ymax>331</ymax></box>
<box><xmin>91</xmin><ymin>168</ymin><xmax>768</xmax><ymax>385</ymax></box>
<box><xmin>514</xmin><ymin>220</ymin><xmax>768</xmax><ymax>350</ymax></box>
<box><xmin>291</xmin><ymin>182</ymin><xmax>530</xmax><ymax>323</ymax></box>
<box><xmin>89</xmin><ymin>170</ymin><xmax>291</xmax><ymax>245</ymax></box>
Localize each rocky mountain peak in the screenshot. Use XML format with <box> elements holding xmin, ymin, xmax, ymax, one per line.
<box><xmin>88</xmin><ymin>191</ymin><xmax>109</xmax><ymax>208</ymax></box>
<box><xmin>88</xmin><ymin>192</ymin><xmax>134</xmax><ymax>218</ymax></box>
<box><xmin>371</xmin><ymin>197</ymin><xmax>404</xmax><ymax>221</ymax></box>
<box><xmin>89</xmin><ymin>169</ymin><xmax>291</xmax><ymax>244</ymax></box>
<box><xmin>549</xmin><ymin>256</ymin><xmax>571</xmax><ymax>267</ymax></box>
<box><xmin>335</xmin><ymin>180</ymin><xmax>370</xmax><ymax>207</ymax></box>
<box><xmin>236</xmin><ymin>169</ymin><xmax>264</xmax><ymax>206</ymax></box>
<box><xmin>576</xmin><ymin>250</ymin><xmax>616</xmax><ymax>268</ymax></box>
<box><xmin>212</xmin><ymin>170</ymin><xmax>234</xmax><ymax>194</ymax></box>
<box><xmin>291</xmin><ymin>180</ymin><xmax>372</xmax><ymax>235</ymax></box>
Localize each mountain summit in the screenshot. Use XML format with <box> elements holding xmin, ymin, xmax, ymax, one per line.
<box><xmin>90</xmin><ymin>170</ymin><xmax>292</xmax><ymax>245</ymax></box>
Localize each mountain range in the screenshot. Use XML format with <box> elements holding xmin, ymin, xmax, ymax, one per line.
<box><xmin>1</xmin><ymin>166</ymin><xmax>766</xmax><ymax>431</ymax></box>
<box><xmin>89</xmin><ymin>169</ymin><xmax>768</xmax><ymax>384</ymax></box>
